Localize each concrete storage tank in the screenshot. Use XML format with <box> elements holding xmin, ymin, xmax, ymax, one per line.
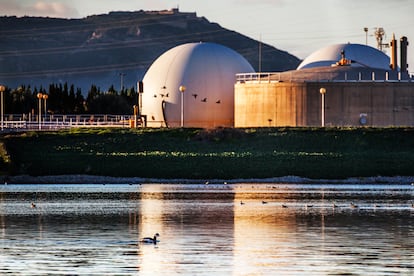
<box><xmin>235</xmin><ymin>42</ymin><xmax>414</xmax><ymax>127</ymax></box>
<box><xmin>141</xmin><ymin>42</ymin><xmax>255</xmax><ymax>128</ymax></box>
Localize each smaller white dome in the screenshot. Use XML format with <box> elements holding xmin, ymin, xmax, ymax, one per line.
<box><xmin>297</xmin><ymin>43</ymin><xmax>390</xmax><ymax>70</ymax></box>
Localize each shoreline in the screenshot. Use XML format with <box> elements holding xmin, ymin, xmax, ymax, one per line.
<box><xmin>4</xmin><ymin>174</ymin><xmax>414</xmax><ymax>185</ymax></box>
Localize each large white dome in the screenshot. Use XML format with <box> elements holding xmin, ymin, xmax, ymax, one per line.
<box><xmin>297</xmin><ymin>43</ymin><xmax>390</xmax><ymax>70</ymax></box>
<box><xmin>141</xmin><ymin>42</ymin><xmax>254</xmax><ymax>128</ymax></box>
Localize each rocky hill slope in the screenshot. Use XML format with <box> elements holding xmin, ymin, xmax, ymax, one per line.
<box><xmin>0</xmin><ymin>9</ymin><xmax>300</xmax><ymax>92</ymax></box>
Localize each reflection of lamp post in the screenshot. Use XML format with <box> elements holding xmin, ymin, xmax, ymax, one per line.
<box><xmin>42</xmin><ymin>93</ymin><xmax>48</xmax><ymax>122</ymax></box>
<box><xmin>179</xmin><ymin>85</ymin><xmax>186</xmax><ymax>127</ymax></box>
<box><xmin>37</xmin><ymin>93</ymin><xmax>43</xmax><ymax>130</ymax></box>
<box><xmin>319</xmin><ymin>88</ymin><xmax>326</xmax><ymax>127</ymax></box>
<box><xmin>0</xmin><ymin>85</ymin><xmax>5</xmax><ymax>131</ymax></box>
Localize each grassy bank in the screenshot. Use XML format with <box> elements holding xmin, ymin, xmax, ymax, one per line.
<box><xmin>1</xmin><ymin>127</ymin><xmax>414</xmax><ymax>179</ymax></box>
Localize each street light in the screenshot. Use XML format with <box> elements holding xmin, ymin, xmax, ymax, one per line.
<box><xmin>364</xmin><ymin>27</ymin><xmax>368</xmax><ymax>45</ymax></box>
<box><xmin>37</xmin><ymin>93</ymin><xmax>43</xmax><ymax>130</ymax></box>
<box><xmin>179</xmin><ymin>85</ymin><xmax>186</xmax><ymax>127</ymax></box>
<box><xmin>42</xmin><ymin>93</ymin><xmax>48</xmax><ymax>122</ymax></box>
<box><xmin>0</xmin><ymin>85</ymin><xmax>5</xmax><ymax>131</ymax></box>
<box><xmin>133</xmin><ymin>105</ymin><xmax>138</xmax><ymax>128</ymax></box>
<box><xmin>319</xmin><ymin>87</ymin><xmax>326</xmax><ymax>127</ymax></box>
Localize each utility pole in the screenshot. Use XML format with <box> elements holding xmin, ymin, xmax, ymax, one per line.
<box><xmin>119</xmin><ymin>73</ymin><xmax>126</xmax><ymax>92</ymax></box>
<box><xmin>258</xmin><ymin>34</ymin><xmax>262</xmax><ymax>74</ymax></box>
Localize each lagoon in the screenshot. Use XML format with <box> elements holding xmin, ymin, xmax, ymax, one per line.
<box><xmin>0</xmin><ymin>183</ymin><xmax>413</xmax><ymax>275</ymax></box>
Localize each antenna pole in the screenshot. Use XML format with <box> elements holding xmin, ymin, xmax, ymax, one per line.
<box><xmin>374</xmin><ymin>27</ymin><xmax>389</xmax><ymax>52</ymax></box>
<box><xmin>258</xmin><ymin>34</ymin><xmax>262</xmax><ymax>74</ymax></box>
<box><xmin>119</xmin><ymin>73</ymin><xmax>126</xmax><ymax>92</ymax></box>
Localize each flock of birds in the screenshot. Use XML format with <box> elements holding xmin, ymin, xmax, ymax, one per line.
<box><xmin>29</xmin><ymin>200</ymin><xmax>414</xmax><ymax>210</ymax></box>
<box><xmin>13</xmin><ymin>181</ymin><xmax>413</xmax><ymax>250</ymax></box>
<box><xmin>132</xmin><ymin>198</ymin><xmax>414</xmax><ymax>245</ymax></box>
<box><xmin>239</xmin><ymin>200</ymin><xmax>414</xmax><ymax>209</ymax></box>
<box><xmin>153</xmin><ymin>92</ymin><xmax>222</xmax><ymax>104</ymax></box>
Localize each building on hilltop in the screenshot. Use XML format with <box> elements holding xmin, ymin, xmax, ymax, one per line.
<box><xmin>145</xmin><ymin>7</ymin><xmax>197</xmax><ymax>17</ymax></box>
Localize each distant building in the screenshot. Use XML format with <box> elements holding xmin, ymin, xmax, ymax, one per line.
<box><xmin>235</xmin><ymin>42</ymin><xmax>414</xmax><ymax>127</ymax></box>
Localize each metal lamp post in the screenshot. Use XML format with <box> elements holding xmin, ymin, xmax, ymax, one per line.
<box><xmin>133</xmin><ymin>105</ymin><xmax>138</xmax><ymax>128</ymax></box>
<box><xmin>37</xmin><ymin>93</ymin><xmax>43</xmax><ymax>130</ymax></box>
<box><xmin>364</xmin><ymin>27</ymin><xmax>368</xmax><ymax>45</ymax></box>
<box><xmin>42</xmin><ymin>93</ymin><xmax>48</xmax><ymax>124</ymax></box>
<box><xmin>0</xmin><ymin>85</ymin><xmax>5</xmax><ymax>131</ymax></box>
<box><xmin>319</xmin><ymin>87</ymin><xmax>326</xmax><ymax>127</ymax></box>
<box><xmin>179</xmin><ymin>85</ymin><xmax>186</xmax><ymax>127</ymax></box>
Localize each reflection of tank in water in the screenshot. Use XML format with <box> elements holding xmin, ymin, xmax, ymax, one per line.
<box><xmin>141</xmin><ymin>42</ymin><xmax>254</xmax><ymax>128</ymax></box>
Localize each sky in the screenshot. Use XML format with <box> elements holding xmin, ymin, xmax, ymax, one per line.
<box><xmin>1</xmin><ymin>0</ymin><xmax>414</xmax><ymax>74</ymax></box>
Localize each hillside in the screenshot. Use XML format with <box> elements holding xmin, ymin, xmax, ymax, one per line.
<box><xmin>0</xmin><ymin>9</ymin><xmax>301</xmax><ymax>93</ymax></box>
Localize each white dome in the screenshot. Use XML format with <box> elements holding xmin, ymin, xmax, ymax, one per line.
<box><xmin>297</xmin><ymin>43</ymin><xmax>390</xmax><ymax>70</ymax></box>
<box><xmin>141</xmin><ymin>42</ymin><xmax>254</xmax><ymax>128</ymax></box>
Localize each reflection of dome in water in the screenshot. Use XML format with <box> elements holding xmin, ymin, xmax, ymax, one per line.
<box><xmin>297</xmin><ymin>43</ymin><xmax>390</xmax><ymax>70</ymax></box>
<box><xmin>142</xmin><ymin>42</ymin><xmax>254</xmax><ymax>128</ymax></box>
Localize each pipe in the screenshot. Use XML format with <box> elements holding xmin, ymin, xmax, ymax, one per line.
<box><xmin>400</xmin><ymin>36</ymin><xmax>409</xmax><ymax>74</ymax></box>
<box><xmin>390</xmin><ymin>33</ymin><xmax>398</xmax><ymax>70</ymax></box>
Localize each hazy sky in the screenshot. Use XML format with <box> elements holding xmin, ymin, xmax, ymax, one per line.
<box><xmin>2</xmin><ymin>0</ymin><xmax>414</xmax><ymax>73</ymax></box>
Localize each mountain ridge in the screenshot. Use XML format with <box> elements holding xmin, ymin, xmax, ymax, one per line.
<box><xmin>0</xmin><ymin>9</ymin><xmax>301</xmax><ymax>93</ymax></box>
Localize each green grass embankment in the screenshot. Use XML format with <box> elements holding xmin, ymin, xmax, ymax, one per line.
<box><xmin>1</xmin><ymin>127</ymin><xmax>413</xmax><ymax>179</ymax></box>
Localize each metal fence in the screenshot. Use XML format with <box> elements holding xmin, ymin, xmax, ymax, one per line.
<box><xmin>0</xmin><ymin>114</ymin><xmax>139</xmax><ymax>132</ymax></box>
<box><xmin>236</xmin><ymin>71</ymin><xmax>413</xmax><ymax>83</ymax></box>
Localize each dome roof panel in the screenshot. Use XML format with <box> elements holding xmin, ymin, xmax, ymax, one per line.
<box><xmin>297</xmin><ymin>43</ymin><xmax>390</xmax><ymax>70</ymax></box>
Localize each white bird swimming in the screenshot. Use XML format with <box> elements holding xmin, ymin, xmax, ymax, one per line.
<box><xmin>140</xmin><ymin>233</ymin><xmax>160</xmax><ymax>244</ymax></box>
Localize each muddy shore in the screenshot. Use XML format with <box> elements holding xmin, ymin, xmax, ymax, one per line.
<box><xmin>4</xmin><ymin>174</ymin><xmax>414</xmax><ymax>185</ymax></box>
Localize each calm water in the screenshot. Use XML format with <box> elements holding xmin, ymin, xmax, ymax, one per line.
<box><xmin>0</xmin><ymin>183</ymin><xmax>413</xmax><ymax>275</ymax></box>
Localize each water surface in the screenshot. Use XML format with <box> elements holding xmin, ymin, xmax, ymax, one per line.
<box><xmin>1</xmin><ymin>183</ymin><xmax>413</xmax><ymax>275</ymax></box>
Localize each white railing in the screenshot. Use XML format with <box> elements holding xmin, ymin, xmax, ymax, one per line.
<box><xmin>236</xmin><ymin>71</ymin><xmax>413</xmax><ymax>83</ymax></box>
<box><xmin>0</xmin><ymin>114</ymin><xmax>140</xmax><ymax>132</ymax></box>
<box><xmin>236</xmin><ymin>72</ymin><xmax>281</xmax><ymax>83</ymax></box>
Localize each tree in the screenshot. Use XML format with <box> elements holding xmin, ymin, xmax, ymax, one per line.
<box><xmin>74</xmin><ymin>88</ymin><xmax>86</xmax><ymax>114</ymax></box>
<box><xmin>5</xmin><ymin>83</ymin><xmax>136</xmax><ymax>115</ymax></box>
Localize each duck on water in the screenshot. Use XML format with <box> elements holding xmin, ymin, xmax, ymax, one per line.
<box><xmin>140</xmin><ymin>233</ymin><xmax>160</xmax><ymax>244</ymax></box>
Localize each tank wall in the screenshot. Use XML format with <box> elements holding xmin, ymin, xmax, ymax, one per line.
<box><xmin>235</xmin><ymin>81</ymin><xmax>414</xmax><ymax>127</ymax></box>
<box><xmin>235</xmin><ymin>82</ymin><xmax>309</xmax><ymax>127</ymax></box>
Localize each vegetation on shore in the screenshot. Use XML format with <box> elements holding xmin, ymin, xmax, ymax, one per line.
<box><xmin>1</xmin><ymin>127</ymin><xmax>413</xmax><ymax>180</ymax></box>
